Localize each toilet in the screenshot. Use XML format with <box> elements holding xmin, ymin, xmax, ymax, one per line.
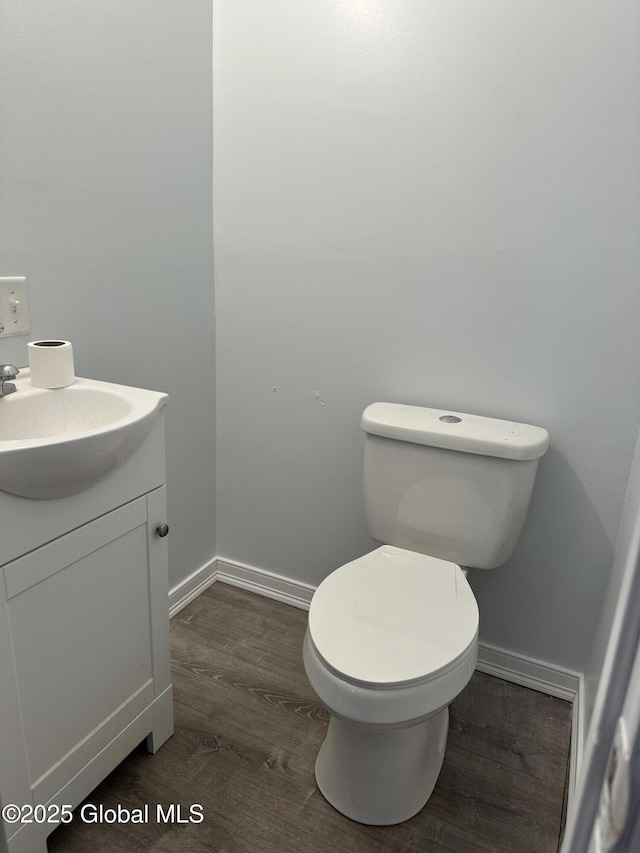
<box><xmin>303</xmin><ymin>402</ymin><xmax>549</xmax><ymax>826</ymax></box>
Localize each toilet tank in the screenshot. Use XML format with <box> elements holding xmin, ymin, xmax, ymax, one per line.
<box><xmin>361</xmin><ymin>403</ymin><xmax>549</xmax><ymax>569</ymax></box>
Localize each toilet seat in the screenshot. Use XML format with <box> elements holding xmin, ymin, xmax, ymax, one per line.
<box><xmin>308</xmin><ymin>545</ymin><xmax>479</xmax><ymax>688</ymax></box>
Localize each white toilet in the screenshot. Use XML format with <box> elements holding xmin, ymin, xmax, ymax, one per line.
<box><xmin>303</xmin><ymin>402</ymin><xmax>549</xmax><ymax>826</ymax></box>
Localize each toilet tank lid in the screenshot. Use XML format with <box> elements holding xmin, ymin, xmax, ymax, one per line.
<box><xmin>361</xmin><ymin>403</ymin><xmax>550</xmax><ymax>461</ymax></box>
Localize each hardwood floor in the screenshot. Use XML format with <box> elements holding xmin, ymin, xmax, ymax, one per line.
<box><xmin>49</xmin><ymin>583</ymin><xmax>572</xmax><ymax>853</ymax></box>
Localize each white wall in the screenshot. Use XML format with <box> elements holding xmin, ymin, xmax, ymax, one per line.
<box><xmin>1</xmin><ymin>0</ymin><xmax>637</xmax><ymax>678</ymax></box>
<box><xmin>0</xmin><ymin>1</ymin><xmax>216</xmax><ymax>589</ymax></box>
<box><xmin>214</xmin><ymin>0</ymin><xmax>640</xmax><ymax>672</ymax></box>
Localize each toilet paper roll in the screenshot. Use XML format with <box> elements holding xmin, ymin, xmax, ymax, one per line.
<box><xmin>28</xmin><ymin>340</ymin><xmax>75</xmax><ymax>388</ymax></box>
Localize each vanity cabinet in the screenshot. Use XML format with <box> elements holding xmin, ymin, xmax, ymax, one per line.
<box><xmin>0</xmin><ymin>418</ymin><xmax>173</xmax><ymax>853</ymax></box>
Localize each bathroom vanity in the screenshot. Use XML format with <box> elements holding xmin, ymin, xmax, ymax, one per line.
<box><xmin>0</xmin><ymin>374</ymin><xmax>173</xmax><ymax>853</ymax></box>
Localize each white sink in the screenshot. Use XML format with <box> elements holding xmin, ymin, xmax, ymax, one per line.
<box><xmin>0</xmin><ymin>370</ymin><xmax>168</xmax><ymax>499</ymax></box>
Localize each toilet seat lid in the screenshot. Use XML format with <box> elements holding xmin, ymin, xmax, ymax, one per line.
<box><xmin>308</xmin><ymin>546</ymin><xmax>479</xmax><ymax>687</ymax></box>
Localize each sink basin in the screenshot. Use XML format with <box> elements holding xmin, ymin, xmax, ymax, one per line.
<box><xmin>0</xmin><ymin>370</ymin><xmax>168</xmax><ymax>499</ymax></box>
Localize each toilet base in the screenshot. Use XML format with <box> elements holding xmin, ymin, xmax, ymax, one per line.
<box><xmin>314</xmin><ymin>706</ymin><xmax>449</xmax><ymax>826</ymax></box>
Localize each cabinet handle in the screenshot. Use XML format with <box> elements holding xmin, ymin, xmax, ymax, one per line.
<box><xmin>156</xmin><ymin>523</ymin><xmax>169</xmax><ymax>538</ymax></box>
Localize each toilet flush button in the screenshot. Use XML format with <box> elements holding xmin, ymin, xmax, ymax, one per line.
<box><xmin>439</xmin><ymin>415</ymin><xmax>462</xmax><ymax>424</ymax></box>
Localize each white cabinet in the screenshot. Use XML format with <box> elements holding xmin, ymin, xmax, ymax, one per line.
<box><xmin>0</xmin><ymin>434</ymin><xmax>173</xmax><ymax>853</ymax></box>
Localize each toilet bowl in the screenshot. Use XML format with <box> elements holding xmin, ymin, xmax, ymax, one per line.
<box><xmin>304</xmin><ymin>545</ymin><xmax>478</xmax><ymax>825</ymax></box>
<box><xmin>303</xmin><ymin>402</ymin><xmax>549</xmax><ymax>825</ymax></box>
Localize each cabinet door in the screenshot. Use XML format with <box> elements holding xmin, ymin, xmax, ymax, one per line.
<box><xmin>0</xmin><ymin>488</ymin><xmax>171</xmax><ymax>812</ymax></box>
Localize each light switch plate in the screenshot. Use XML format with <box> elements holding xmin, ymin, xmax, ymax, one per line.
<box><xmin>0</xmin><ymin>277</ymin><xmax>30</xmax><ymax>337</ymax></box>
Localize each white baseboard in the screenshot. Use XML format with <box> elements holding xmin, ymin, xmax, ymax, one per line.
<box><xmin>474</xmin><ymin>641</ymin><xmax>581</xmax><ymax>702</ymax></box>
<box><xmin>215</xmin><ymin>556</ymin><xmax>315</xmax><ymax>610</ymax></box>
<box><xmin>168</xmin><ymin>555</ymin><xmax>314</xmax><ymax>618</ymax></box>
<box><xmin>168</xmin><ymin>558</ymin><xmax>217</xmax><ymax>618</ymax></box>
<box><xmin>168</xmin><ymin>554</ymin><xmax>584</xmax><ymax>799</ymax></box>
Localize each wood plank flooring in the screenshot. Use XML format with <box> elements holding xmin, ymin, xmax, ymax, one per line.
<box><xmin>48</xmin><ymin>583</ymin><xmax>572</xmax><ymax>853</ymax></box>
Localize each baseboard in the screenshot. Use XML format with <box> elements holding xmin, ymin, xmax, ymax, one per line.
<box><xmin>168</xmin><ymin>558</ymin><xmax>217</xmax><ymax>618</ymax></box>
<box><xmin>474</xmin><ymin>641</ymin><xmax>581</xmax><ymax>702</ymax></box>
<box><xmin>215</xmin><ymin>556</ymin><xmax>315</xmax><ymax>610</ymax></box>
<box><xmin>168</xmin><ymin>554</ymin><xmax>584</xmax><ymax>799</ymax></box>
<box><xmin>168</xmin><ymin>555</ymin><xmax>314</xmax><ymax>618</ymax></box>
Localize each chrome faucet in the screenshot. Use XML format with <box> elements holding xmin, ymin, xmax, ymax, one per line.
<box><xmin>0</xmin><ymin>364</ymin><xmax>19</xmax><ymax>396</ymax></box>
